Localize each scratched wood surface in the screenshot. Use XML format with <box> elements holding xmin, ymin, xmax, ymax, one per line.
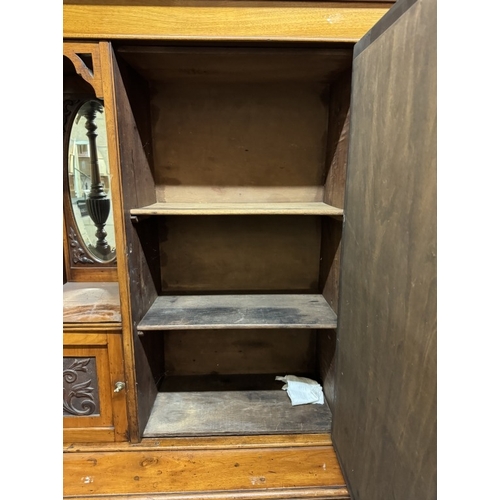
<box><xmin>64</xmin><ymin>443</ymin><xmax>348</xmax><ymax>498</ymax></box>
<box><xmin>138</xmin><ymin>294</ymin><xmax>337</xmax><ymax>330</ymax></box>
<box><xmin>64</xmin><ymin>433</ymin><xmax>335</xmax><ymax>453</ymax></box>
<box><xmin>144</xmin><ymin>391</ymin><xmax>332</xmax><ymax>437</ymax></box>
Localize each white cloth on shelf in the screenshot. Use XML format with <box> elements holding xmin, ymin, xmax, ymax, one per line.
<box><xmin>275</xmin><ymin>375</ymin><xmax>325</xmax><ymax>406</ymax></box>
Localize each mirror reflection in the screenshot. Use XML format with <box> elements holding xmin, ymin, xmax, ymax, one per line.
<box><xmin>68</xmin><ymin>100</ymin><xmax>116</xmax><ymax>262</ymax></box>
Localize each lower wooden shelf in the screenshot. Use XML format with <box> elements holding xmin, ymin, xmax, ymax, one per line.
<box><xmin>143</xmin><ymin>390</ymin><xmax>332</xmax><ymax>438</ymax></box>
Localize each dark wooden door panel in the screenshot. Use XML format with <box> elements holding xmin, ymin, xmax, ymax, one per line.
<box><xmin>333</xmin><ymin>0</ymin><xmax>436</xmax><ymax>499</ymax></box>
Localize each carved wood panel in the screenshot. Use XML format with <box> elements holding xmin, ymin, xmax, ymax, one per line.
<box><xmin>63</xmin><ymin>357</ymin><xmax>101</xmax><ymax>417</ymax></box>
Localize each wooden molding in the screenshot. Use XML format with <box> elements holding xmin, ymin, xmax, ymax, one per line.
<box><xmin>64</xmin><ymin>3</ymin><xmax>393</xmax><ymax>42</ymax></box>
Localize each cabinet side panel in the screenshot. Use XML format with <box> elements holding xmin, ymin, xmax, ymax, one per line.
<box><xmin>333</xmin><ymin>1</ymin><xmax>436</xmax><ymax>499</ymax></box>
<box><xmin>109</xmin><ymin>47</ymin><xmax>160</xmax><ymax>439</ymax></box>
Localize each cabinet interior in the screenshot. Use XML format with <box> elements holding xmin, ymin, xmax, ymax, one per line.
<box><xmin>114</xmin><ymin>44</ymin><xmax>352</xmax><ymax>437</ymax></box>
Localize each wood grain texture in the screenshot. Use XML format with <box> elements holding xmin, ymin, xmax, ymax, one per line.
<box><xmin>106</xmin><ymin>333</ymin><xmax>129</xmax><ymax>441</ymax></box>
<box><xmin>323</xmin><ymin>70</ymin><xmax>351</xmax><ymax>210</ymax></box>
<box><xmin>144</xmin><ymin>391</ymin><xmax>332</xmax><ymax>437</ymax></box>
<box><xmin>64</xmin><ymin>433</ymin><xmax>334</xmax><ymax>452</ymax></box>
<box><xmin>63</xmin><ymin>427</ymin><xmax>116</xmax><ymax>444</ymax></box>
<box><xmin>138</xmin><ymin>294</ymin><xmax>337</xmax><ymax>330</ymax></box>
<box><xmin>64</xmin><ymin>445</ymin><xmax>346</xmax><ymax>497</ymax></box>
<box><xmin>63</xmin><ymin>332</ymin><xmax>108</xmax><ymax>346</ymax></box>
<box><xmin>131</xmin><ymin>202</ymin><xmax>343</xmax><ymax>216</ymax></box>
<box><xmin>63</xmin><ymin>3</ymin><xmax>392</xmax><ymax>42</ymax></box>
<box><xmin>332</xmin><ymin>1</ymin><xmax>436</xmax><ymax>499</ymax></box>
<box><xmin>63</xmin><ymin>42</ymin><xmax>103</xmax><ymax>99</ymax></box>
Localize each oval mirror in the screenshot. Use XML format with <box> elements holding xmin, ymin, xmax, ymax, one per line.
<box><xmin>67</xmin><ymin>100</ymin><xmax>116</xmax><ymax>263</ymax></box>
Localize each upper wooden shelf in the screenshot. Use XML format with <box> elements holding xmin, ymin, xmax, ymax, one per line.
<box><xmin>130</xmin><ymin>202</ymin><xmax>343</xmax><ymax>217</ymax></box>
<box><xmin>137</xmin><ymin>294</ymin><xmax>337</xmax><ymax>331</ymax></box>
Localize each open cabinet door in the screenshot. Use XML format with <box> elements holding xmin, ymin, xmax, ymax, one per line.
<box><xmin>332</xmin><ymin>0</ymin><xmax>436</xmax><ymax>499</ymax></box>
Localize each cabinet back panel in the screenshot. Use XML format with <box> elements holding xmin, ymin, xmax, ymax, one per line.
<box><xmin>163</xmin><ymin>329</ymin><xmax>316</xmax><ymax>376</ymax></box>
<box><xmin>158</xmin><ymin>215</ymin><xmax>321</xmax><ymax>292</ymax></box>
<box><xmin>151</xmin><ymin>82</ymin><xmax>329</xmax><ymax>203</ymax></box>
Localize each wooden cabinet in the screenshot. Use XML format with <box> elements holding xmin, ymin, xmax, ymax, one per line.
<box><xmin>63</xmin><ymin>1</ymin><xmax>436</xmax><ymax>499</ymax></box>
<box><xmin>109</xmin><ymin>41</ymin><xmax>353</xmax><ymax>440</ymax></box>
<box><xmin>63</xmin><ymin>283</ymin><xmax>128</xmax><ymax>443</ymax></box>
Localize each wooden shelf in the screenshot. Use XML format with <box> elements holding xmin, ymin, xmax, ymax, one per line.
<box><xmin>137</xmin><ymin>294</ymin><xmax>337</xmax><ymax>331</ymax></box>
<box><xmin>130</xmin><ymin>202</ymin><xmax>343</xmax><ymax>217</ymax></box>
<box><xmin>143</xmin><ymin>391</ymin><xmax>332</xmax><ymax>437</ymax></box>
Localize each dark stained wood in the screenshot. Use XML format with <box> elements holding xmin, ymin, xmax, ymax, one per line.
<box><xmin>158</xmin><ymin>216</ymin><xmax>322</xmax><ymax>293</ymax></box>
<box><xmin>332</xmin><ymin>1</ymin><xmax>436</xmax><ymax>499</ymax></box>
<box><xmin>117</xmin><ymin>46</ymin><xmax>353</xmax><ymax>83</ymax></box>
<box><xmin>107</xmin><ymin>44</ymin><xmax>160</xmax><ymax>439</ymax></box>
<box><xmin>149</xmin><ymin>78</ymin><xmax>329</xmax><ymax>204</ymax></box>
<box><xmin>323</xmin><ymin>69</ymin><xmax>351</xmax><ymax>211</ymax></box>
<box><xmin>319</xmin><ymin>217</ymin><xmax>343</xmax><ymax>313</ymax></box>
<box><xmin>159</xmin><ymin>374</ymin><xmax>313</xmax><ymax>392</ymax></box>
<box><xmin>143</xmin><ymin>391</ymin><xmax>332</xmax><ymax>437</ymax></box>
<box><xmin>316</xmin><ymin>68</ymin><xmax>351</xmax><ymax>412</ymax></box>
<box><xmin>353</xmin><ymin>0</ymin><xmax>418</xmax><ymax>58</ymax></box>
<box><xmin>138</xmin><ymin>294</ymin><xmax>337</xmax><ymax>330</ymax></box>
<box><xmin>163</xmin><ymin>329</ymin><xmax>316</xmax><ymax>376</ymax></box>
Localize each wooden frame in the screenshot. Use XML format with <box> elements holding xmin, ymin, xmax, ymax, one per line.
<box><xmin>63</xmin><ymin>42</ymin><xmax>118</xmax><ymax>282</ymax></box>
<box><xmin>63</xmin><ymin>327</ymin><xmax>128</xmax><ymax>443</ymax></box>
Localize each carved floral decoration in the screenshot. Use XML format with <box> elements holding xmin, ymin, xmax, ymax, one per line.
<box><xmin>63</xmin><ymin>357</ymin><xmax>99</xmax><ymax>416</ymax></box>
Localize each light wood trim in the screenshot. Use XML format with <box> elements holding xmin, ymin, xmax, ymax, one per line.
<box><xmin>63</xmin><ymin>427</ymin><xmax>116</xmax><ymax>444</ymax></box>
<box><xmin>63</xmin><ymin>333</ymin><xmax>108</xmax><ymax>346</ymax></box>
<box><xmin>63</xmin><ymin>323</ymin><xmax>122</xmax><ymax>334</ymax></box>
<box><xmin>64</xmin><ymin>3</ymin><xmax>392</xmax><ymax>42</ymax></box>
<box><xmin>63</xmin><ymin>42</ymin><xmax>104</xmax><ymax>98</ymax></box>
<box><xmin>60</xmin><ymin>488</ymin><xmax>350</xmax><ymax>500</ymax></box>
<box><xmin>99</xmin><ymin>41</ymin><xmax>142</xmax><ymax>442</ymax></box>
<box><xmin>64</xmin><ymin>433</ymin><xmax>333</xmax><ymax>452</ymax></box>
<box><xmin>107</xmin><ymin>333</ymin><xmax>129</xmax><ymax>441</ymax></box>
<box><xmin>68</xmin><ymin>267</ymin><xmax>118</xmax><ymax>282</ymax></box>
<box><xmin>131</xmin><ymin>202</ymin><xmax>343</xmax><ymax>217</ymax></box>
